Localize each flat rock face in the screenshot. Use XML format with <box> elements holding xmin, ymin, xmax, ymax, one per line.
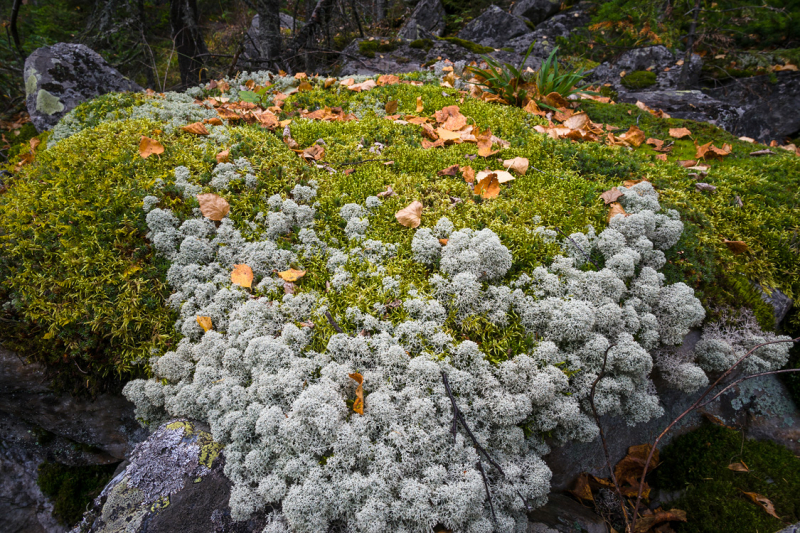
<box><xmin>23</xmin><ymin>43</ymin><xmax>141</xmax><ymax>132</ymax></box>
<box><xmin>397</xmin><ymin>0</ymin><xmax>446</xmax><ymax>40</ymax></box>
<box><xmin>526</xmin><ymin>494</ymin><xmax>606</xmax><ymax>533</ymax></box>
<box><xmin>588</xmin><ymin>45</ymin><xmax>704</xmax><ymax>92</ymax></box>
<box><xmin>457</xmin><ymin>5</ymin><xmax>531</xmax><ymax>49</ymax></box>
<box><xmin>511</xmin><ymin>0</ymin><xmax>561</xmax><ymax>25</ymax></box>
<box><xmin>618</xmin><ymin>89</ymin><xmax>743</xmax><ymax>132</ymax></box>
<box><xmin>73</xmin><ymin>421</ymin><xmax>266</xmax><ymax>533</ymax></box>
<box><xmin>0</xmin><ymin>347</ymin><xmax>146</xmax><ymax>462</ymax></box>
<box><xmin>0</xmin><ymin>447</ymin><xmax>66</xmax><ymax>533</ymax></box>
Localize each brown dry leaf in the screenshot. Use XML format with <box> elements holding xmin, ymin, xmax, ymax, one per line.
<box><xmin>347</xmin><ymin>79</ymin><xmax>377</xmax><ymax>92</ymax></box>
<box><xmin>615</xmin><ymin>444</ymin><xmax>659</xmax><ymax>498</ymax></box>
<box><xmin>205</xmin><ymin>117</ymin><xmax>224</xmax><ymax>126</ymax></box>
<box><xmin>553</xmin><ymin>108</ymin><xmax>574</xmax><ymax>122</ymax></box>
<box><xmin>406</xmin><ymin>115</ymin><xmax>430</xmax><ymax>126</ymax></box>
<box><xmin>570</xmin><ymin>473</ymin><xmax>594</xmax><ymax>502</ymax></box>
<box><xmin>377</xmin><ymin>185</ymin><xmax>396</xmax><ymax>198</ymax></box>
<box><xmin>563</xmin><ymin>112</ymin><xmax>589</xmax><ymax>130</ymax></box>
<box><xmin>622</xmin><ymin>124</ymin><xmax>646</xmax><ymax>147</ymax></box>
<box><xmin>600</xmin><ymin>187</ymin><xmax>624</xmax><ymax>204</ymax></box>
<box><xmin>344</xmin><ymin>168</ymin><xmax>355</xmax><ymax>175</ymax></box>
<box><xmin>741</xmin><ymin>492</ymin><xmax>780</xmax><ymax>519</ymax></box>
<box><xmin>416</xmin><ymin>96</ymin><xmax>424</xmax><ymax>113</ymax></box>
<box><xmin>523</xmin><ymin>99</ymin><xmax>546</xmax><ymax>116</ymax></box>
<box><xmin>377</xmin><ymin>74</ymin><xmax>401</xmax><ymax>86</ymax></box>
<box><xmin>503</xmin><ymin>157</ymin><xmax>529</xmax><ymax>175</ymax></box>
<box><xmin>302</xmin><ymin>144</ymin><xmax>325</xmax><ymax>162</ymax></box>
<box><xmin>278</xmin><ymin>268</ymin><xmax>306</xmax><ymax>282</ymax></box>
<box><xmin>29</xmin><ymin>137</ymin><xmax>40</xmax><ymax>152</ymax></box>
<box><xmin>396</xmin><ymin>200</ymin><xmax>423</xmax><ymax>228</ymax></box>
<box><xmin>324</xmin><ymin>77</ymin><xmax>336</xmax><ymax>88</ymax></box>
<box><xmin>436</xmin><ymin>127</ymin><xmax>463</xmax><ymax>142</ymax></box>
<box><xmin>655</xmin><ymin>153</ymin><xmax>668</xmax><ymax>161</ymax></box>
<box><xmin>608</xmin><ymin>202</ymin><xmax>628</xmax><ymax>222</ymax></box>
<box><xmin>197</xmin><ymin>193</ymin><xmax>230</xmax><ymax>221</ymax></box>
<box><xmin>669</xmin><ymin>127</ymin><xmax>692</xmax><ymax>139</ymax></box>
<box><xmin>437</xmin><ymin>165</ymin><xmax>460</xmax><ymax>177</ymax></box>
<box><xmin>420</xmin><ymin>122</ymin><xmax>438</xmax><ymax>141</ymax></box>
<box><xmin>385</xmin><ymin>100</ymin><xmax>399</xmax><ymax>114</ymax></box>
<box><xmin>623</xmin><ymin>179</ymin><xmax>646</xmax><ymax>187</ymax></box>
<box><xmin>475</xmin><ymin>128</ymin><xmax>497</xmax><ymax>157</ymax></box>
<box><xmin>475</xmin><ymin>173</ymin><xmax>501</xmax><ymax>199</ymax></box>
<box><xmin>422</xmin><ymin>138</ymin><xmax>445</xmax><ymax>149</ymax></box>
<box><xmin>139</xmin><ymin>136</ymin><xmax>164</xmax><ymax>158</ymax></box>
<box><xmin>727</xmin><ymin>461</ymin><xmax>749</xmax><ymax>472</ymax></box>
<box><xmin>723</xmin><ymin>239</ymin><xmax>748</xmax><ymax>254</ymax></box>
<box><xmin>646</xmin><ymin>138</ymin><xmax>665</xmax><ymax>150</ymax></box>
<box><xmin>696</xmin><ymin>141</ymin><xmax>730</xmax><ymax>160</ymax></box>
<box><xmin>462</xmin><ymin>165</ymin><xmax>475</xmax><ymax>184</ymax></box>
<box><xmin>543</xmin><ymin>92</ymin><xmax>569</xmax><ymax>108</ymax></box>
<box><xmin>634</xmin><ymin>509</ymin><xmax>687</xmax><ymax>533</ymax></box>
<box><xmin>196</xmin><ymin>316</ymin><xmax>213</xmax><ymax>332</ymax></box>
<box><xmin>349</xmin><ymin>373</ymin><xmax>364</xmax><ymax>415</ymax></box>
<box><xmin>438</xmin><ymin>238</ymin><xmax>448</xmax><ymax>246</ymax></box>
<box><xmin>284</xmin><ymin>281</ymin><xmax>295</xmax><ymax>294</ymax></box>
<box><xmin>677</xmin><ymin>159</ymin><xmax>698</xmax><ymax>168</ymax></box>
<box><xmin>434</xmin><ymin>105</ymin><xmax>468</xmax><ymax>131</ymax></box>
<box><xmin>297</xmin><ymin>81</ymin><xmax>313</xmax><ymax>92</ymax></box>
<box><xmin>182</xmin><ymin>122</ymin><xmax>210</xmax><ymax>135</ymax></box>
<box><xmin>226</xmin><ymin>263</ymin><xmax>254</xmax><ymax>290</ymax></box>
<box><xmin>216</xmin><ymin>149</ymin><xmax>230</xmax><ymax>163</ymax></box>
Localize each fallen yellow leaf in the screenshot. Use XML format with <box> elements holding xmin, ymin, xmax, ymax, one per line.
<box><xmin>182</xmin><ymin>122</ymin><xmax>210</xmax><ymax>135</ymax></box>
<box><xmin>197</xmin><ymin>193</ymin><xmax>230</xmax><ymax>221</ymax></box>
<box><xmin>608</xmin><ymin>202</ymin><xmax>627</xmax><ymax>222</ymax></box>
<box><xmin>474</xmin><ymin>173</ymin><xmax>500</xmax><ymax>199</ymax></box>
<box><xmin>231</xmin><ymin>264</ymin><xmax>254</xmax><ymax>288</ymax></box>
<box><xmin>216</xmin><ymin>149</ymin><xmax>230</xmax><ymax>163</ymax></box>
<box><xmin>416</xmin><ymin>96</ymin><xmax>424</xmax><ymax>113</ymax></box>
<box><xmin>278</xmin><ymin>268</ymin><xmax>306</xmax><ymax>282</ymax></box>
<box><xmin>139</xmin><ymin>136</ymin><xmax>164</xmax><ymax>158</ymax></box>
<box><xmin>349</xmin><ymin>372</ymin><xmax>364</xmax><ymax>415</ymax></box>
<box><xmin>396</xmin><ymin>200</ymin><xmax>423</xmax><ymax>228</ymax></box>
<box><xmin>196</xmin><ymin>316</ymin><xmax>213</xmax><ymax>332</ymax></box>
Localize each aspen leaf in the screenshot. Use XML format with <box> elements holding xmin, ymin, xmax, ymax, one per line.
<box><xmin>608</xmin><ymin>202</ymin><xmax>627</xmax><ymax>221</ymax></box>
<box><xmin>436</xmin><ymin>127</ymin><xmax>463</xmax><ymax>142</ymax></box>
<box><xmin>395</xmin><ymin>200</ymin><xmax>423</xmax><ymax>228</ymax></box>
<box><xmin>474</xmin><ymin>173</ymin><xmax>501</xmax><ymax>199</ymax></box>
<box><xmin>741</xmin><ymin>492</ymin><xmax>780</xmax><ymax>519</ymax></box>
<box><xmin>385</xmin><ymin>100</ymin><xmax>399</xmax><ymax>114</ymax></box>
<box><xmin>669</xmin><ymin>127</ymin><xmax>692</xmax><ymax>139</ymax></box>
<box><xmin>438</xmin><ymin>238</ymin><xmax>448</xmax><ymax>246</ymax></box>
<box><xmin>216</xmin><ymin>149</ymin><xmax>230</xmax><ymax>163</ymax></box>
<box><xmin>570</xmin><ymin>473</ymin><xmax>594</xmax><ymax>502</ymax></box>
<box><xmin>278</xmin><ymin>268</ymin><xmax>306</xmax><ymax>282</ymax></box>
<box><xmin>563</xmin><ymin>112</ymin><xmax>589</xmax><ymax>130</ymax></box>
<box><xmin>139</xmin><ymin>136</ymin><xmax>164</xmax><ymax>158</ymax></box>
<box><xmin>462</xmin><ymin>165</ymin><xmax>475</xmax><ymax>184</ymax></box>
<box><xmin>727</xmin><ymin>461</ymin><xmax>749</xmax><ymax>472</ymax></box>
<box><xmin>434</xmin><ymin>105</ymin><xmax>467</xmax><ymax>131</ymax></box>
<box><xmin>196</xmin><ymin>316</ymin><xmax>213</xmax><ymax>332</ymax></box>
<box><xmin>475</xmin><ymin>128</ymin><xmax>497</xmax><ymax>157</ymax></box>
<box><xmin>182</xmin><ymin>122</ymin><xmax>210</xmax><ymax>135</ymax></box>
<box><xmin>723</xmin><ymin>239</ymin><xmax>748</xmax><ymax>254</ymax></box>
<box><xmin>197</xmin><ymin>193</ymin><xmax>230</xmax><ymax>221</ymax></box>
<box><xmin>324</xmin><ymin>77</ymin><xmax>336</xmax><ymax>88</ymax></box>
<box><xmin>377</xmin><ymin>74</ymin><xmax>400</xmax><ymax>85</ymax></box>
<box><xmin>622</xmin><ymin>124</ymin><xmax>646</xmax><ymax>147</ymax></box>
<box><xmin>231</xmin><ymin>264</ymin><xmax>254</xmax><ymax>288</ymax></box>
<box><xmin>503</xmin><ymin>157</ymin><xmax>529</xmax><ymax>174</ymax></box>
<box><xmin>302</xmin><ymin>144</ymin><xmax>325</xmax><ymax>161</ymax></box>
<box><xmin>416</xmin><ymin>96</ymin><xmax>424</xmax><ymax>113</ymax></box>
<box><xmin>600</xmin><ymin>187</ymin><xmax>623</xmax><ymax>204</ymax></box>
<box><xmin>437</xmin><ymin>165</ymin><xmax>460</xmax><ymax>177</ymax></box>
<box><xmin>349</xmin><ymin>372</ymin><xmax>364</xmax><ymax>415</ymax></box>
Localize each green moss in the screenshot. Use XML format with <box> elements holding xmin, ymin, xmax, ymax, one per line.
<box><xmin>653</xmin><ymin>424</ymin><xmax>800</xmax><ymax>533</ymax></box>
<box><xmin>440</xmin><ymin>37</ymin><xmax>495</xmax><ymax>54</ymax></box>
<box><xmin>358</xmin><ymin>40</ymin><xmax>400</xmax><ymax>58</ymax></box>
<box><xmin>37</xmin><ymin>461</ymin><xmax>119</xmax><ymax>526</ymax></box>
<box><xmin>409</xmin><ymin>38</ymin><xmax>434</xmax><ymax>51</ymax></box>
<box><xmin>620</xmin><ymin>70</ymin><xmax>657</xmax><ymax>90</ymax></box>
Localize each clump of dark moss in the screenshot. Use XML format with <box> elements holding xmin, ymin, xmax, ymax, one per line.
<box><xmin>37</xmin><ymin>462</ymin><xmax>119</xmax><ymax>526</ymax></box>
<box><xmin>652</xmin><ymin>424</ymin><xmax>800</xmax><ymax>533</ymax></box>
<box><xmin>358</xmin><ymin>40</ymin><xmax>400</xmax><ymax>58</ymax></box>
<box><xmin>621</xmin><ymin>70</ymin><xmax>657</xmax><ymax>90</ymax></box>
<box><xmin>440</xmin><ymin>36</ymin><xmax>495</xmax><ymax>54</ymax></box>
<box><xmin>409</xmin><ymin>38</ymin><xmax>434</xmax><ymax>51</ymax></box>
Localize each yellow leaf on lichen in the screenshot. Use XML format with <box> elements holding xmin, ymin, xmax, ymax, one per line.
<box><xmin>196</xmin><ymin>316</ymin><xmax>213</xmax><ymax>332</ymax></box>
<box><xmin>231</xmin><ymin>264</ymin><xmax>254</xmax><ymax>288</ymax></box>
<box><xmin>278</xmin><ymin>268</ymin><xmax>306</xmax><ymax>282</ymax></box>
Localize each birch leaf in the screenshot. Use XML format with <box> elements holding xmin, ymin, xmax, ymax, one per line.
<box><xmin>197</xmin><ymin>193</ymin><xmax>230</xmax><ymax>221</ymax></box>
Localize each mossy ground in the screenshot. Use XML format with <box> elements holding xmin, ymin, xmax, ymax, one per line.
<box><xmin>1</xmin><ymin>74</ymin><xmax>798</xmax><ymax>390</ymax></box>
<box><xmin>652</xmin><ymin>424</ymin><xmax>800</xmax><ymax>533</ymax></box>
<box><xmin>37</xmin><ymin>461</ymin><xmax>119</xmax><ymax>526</ymax></box>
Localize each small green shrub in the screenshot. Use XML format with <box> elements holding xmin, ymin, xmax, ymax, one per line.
<box><xmin>358</xmin><ymin>40</ymin><xmax>399</xmax><ymax>58</ymax></box>
<box><xmin>621</xmin><ymin>70</ymin><xmax>657</xmax><ymax>90</ymax></box>
<box><xmin>653</xmin><ymin>424</ymin><xmax>800</xmax><ymax>533</ymax></box>
<box><xmin>37</xmin><ymin>461</ymin><xmax>118</xmax><ymax>526</ymax></box>
<box><xmin>409</xmin><ymin>38</ymin><xmax>434</xmax><ymax>51</ymax></box>
<box><xmin>440</xmin><ymin>36</ymin><xmax>495</xmax><ymax>54</ymax></box>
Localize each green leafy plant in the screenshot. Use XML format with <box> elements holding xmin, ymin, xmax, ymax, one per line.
<box><xmin>469</xmin><ymin>41</ymin><xmax>539</xmax><ymax>106</ymax></box>
<box><xmin>534</xmin><ymin>45</ymin><xmax>592</xmax><ymax>103</ymax></box>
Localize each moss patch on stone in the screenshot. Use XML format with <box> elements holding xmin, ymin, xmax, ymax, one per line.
<box><xmin>358</xmin><ymin>40</ymin><xmax>400</xmax><ymax>58</ymax></box>
<box><xmin>439</xmin><ymin>36</ymin><xmax>495</xmax><ymax>54</ymax></box>
<box><xmin>620</xmin><ymin>70</ymin><xmax>657</xmax><ymax>90</ymax></box>
<box><xmin>37</xmin><ymin>461</ymin><xmax>119</xmax><ymax>526</ymax></box>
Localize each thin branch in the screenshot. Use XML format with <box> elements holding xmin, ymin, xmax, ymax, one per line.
<box><xmin>9</xmin><ymin>0</ymin><xmax>24</xmax><ymax>60</ymax></box>
<box><xmin>324</xmin><ymin>310</ymin><xmax>345</xmax><ymax>334</ymax></box>
<box><xmin>555</xmin><ymin>226</ymin><xmax>599</xmax><ymax>269</ymax></box>
<box><xmin>697</xmin><ymin>368</ymin><xmax>800</xmax><ymax>411</ymax></box>
<box><xmin>629</xmin><ymin>336</ymin><xmax>800</xmax><ymax>532</ymax></box>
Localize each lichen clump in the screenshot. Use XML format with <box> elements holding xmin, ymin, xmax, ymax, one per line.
<box><xmin>125</xmin><ymin>157</ymin><xmax>722</xmax><ymax>532</ymax></box>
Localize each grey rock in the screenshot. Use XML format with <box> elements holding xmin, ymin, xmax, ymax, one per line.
<box><xmin>0</xmin><ymin>447</ymin><xmax>66</xmax><ymax>533</ymax></box>
<box><xmin>24</xmin><ymin>43</ymin><xmax>141</xmax><ymax>132</ymax></box>
<box><xmin>588</xmin><ymin>45</ymin><xmax>703</xmax><ymax>91</ymax></box>
<box><xmin>618</xmin><ymin>89</ymin><xmax>743</xmax><ymax>132</ymax></box>
<box><xmin>72</xmin><ymin>420</ymin><xmax>266</xmax><ymax>533</ymax></box>
<box><xmin>505</xmin><ymin>3</ymin><xmax>591</xmax><ymax>62</ymax></box>
<box><xmin>758</xmin><ymin>286</ymin><xmax>793</xmax><ymax>328</ymax></box>
<box><xmin>512</xmin><ymin>0</ymin><xmax>561</xmax><ymax>25</ymax></box>
<box><xmin>776</xmin><ymin>523</ymin><xmax>800</xmax><ymax>533</ymax></box>
<box><xmin>526</xmin><ymin>494</ymin><xmax>606</xmax><ymax>533</ymax></box>
<box><xmin>243</xmin><ymin>14</ymin><xmax>305</xmax><ymax>63</ymax></box>
<box><xmin>0</xmin><ymin>347</ymin><xmax>146</xmax><ymax>461</ymax></box>
<box><xmin>706</xmin><ymin>71</ymin><xmax>800</xmax><ymax>144</ymax></box>
<box><xmin>457</xmin><ymin>5</ymin><xmax>530</xmax><ymax>49</ymax></box>
<box><xmin>397</xmin><ymin>0</ymin><xmax>446</xmax><ymax>39</ymax></box>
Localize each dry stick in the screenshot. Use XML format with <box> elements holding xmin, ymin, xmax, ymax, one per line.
<box><xmin>628</xmin><ymin>336</ymin><xmax>800</xmax><ymax>533</ymax></box>
<box><xmin>555</xmin><ymin>227</ymin><xmax>599</xmax><ymax>269</ymax></box>
<box><xmin>588</xmin><ymin>345</ymin><xmax>631</xmax><ymax>528</ymax></box>
<box><xmin>324</xmin><ymin>310</ymin><xmax>345</xmax><ymax>334</ymax></box>
<box><xmin>9</xmin><ymin>0</ymin><xmax>24</xmax><ymax>60</ymax></box>
<box><xmin>697</xmin><ymin>368</ymin><xmax>800</xmax><ymax>411</ymax></box>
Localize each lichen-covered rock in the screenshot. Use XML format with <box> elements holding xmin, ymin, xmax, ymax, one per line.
<box><xmin>23</xmin><ymin>43</ymin><xmax>141</xmax><ymax>132</ymax></box>
<box><xmin>588</xmin><ymin>46</ymin><xmax>703</xmax><ymax>92</ymax></box>
<box><xmin>397</xmin><ymin>0</ymin><xmax>446</xmax><ymax>39</ymax></box>
<box><xmin>71</xmin><ymin>420</ymin><xmax>264</xmax><ymax>533</ymax></box>
<box><xmin>511</xmin><ymin>0</ymin><xmax>561</xmax><ymax>25</ymax></box>
<box><xmin>457</xmin><ymin>5</ymin><xmax>531</xmax><ymax>49</ymax></box>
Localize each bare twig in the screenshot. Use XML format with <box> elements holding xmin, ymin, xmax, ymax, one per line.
<box><xmin>324</xmin><ymin>310</ymin><xmax>345</xmax><ymax>334</ymax></box>
<box><xmin>555</xmin><ymin>226</ymin><xmax>599</xmax><ymax>269</ymax></box>
<box><xmin>629</xmin><ymin>336</ymin><xmax>800</xmax><ymax>532</ymax></box>
<box><xmin>9</xmin><ymin>0</ymin><xmax>24</xmax><ymax>60</ymax></box>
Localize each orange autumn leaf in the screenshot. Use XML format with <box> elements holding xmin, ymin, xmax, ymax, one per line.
<box><xmin>231</xmin><ymin>264</ymin><xmax>254</xmax><ymax>288</ymax></box>
<box><xmin>29</xmin><ymin>137</ymin><xmax>41</xmax><ymax>151</ymax></box>
<box><xmin>421</xmin><ymin>138</ymin><xmax>445</xmax><ymax>149</ymax></box>
<box><xmin>563</xmin><ymin>112</ymin><xmax>589</xmax><ymax>130</ymax></box>
<box><xmin>182</xmin><ymin>122</ymin><xmax>210</xmax><ymax>135</ymax></box>
<box><xmin>438</xmin><ymin>238</ymin><xmax>448</xmax><ymax>246</ymax></box>
<box><xmin>462</xmin><ymin>165</ymin><xmax>475</xmax><ymax>184</ymax></box>
<box><xmin>205</xmin><ymin>117</ymin><xmax>224</xmax><ymax>126</ymax></box>
<box><xmin>349</xmin><ymin>372</ymin><xmax>364</xmax><ymax>415</ymax></box>
<box><xmin>669</xmin><ymin>127</ymin><xmax>692</xmax><ymax>139</ymax></box>
<box><xmin>216</xmin><ymin>149</ymin><xmax>230</xmax><ymax>163</ymax></box>
<box><xmin>139</xmin><ymin>136</ymin><xmax>164</xmax><ymax>158</ymax></box>
<box><xmin>437</xmin><ymin>164</ymin><xmax>460</xmax><ymax>177</ymax></box>
<box><xmin>416</xmin><ymin>96</ymin><xmax>424</xmax><ymax>113</ymax></box>
<box><xmin>608</xmin><ymin>202</ymin><xmax>628</xmax><ymax>222</ymax></box>
<box><xmin>543</xmin><ymin>92</ymin><xmax>569</xmax><ymax>108</ymax></box>
<box><xmin>395</xmin><ymin>200</ymin><xmax>423</xmax><ymax>228</ymax></box>
<box><xmin>278</xmin><ymin>268</ymin><xmax>306</xmax><ymax>282</ymax></box>
<box><xmin>741</xmin><ymin>492</ymin><xmax>780</xmax><ymax>519</ymax></box>
<box><xmin>569</xmin><ymin>473</ymin><xmax>594</xmax><ymax>502</ymax></box>
<box><xmin>622</xmin><ymin>124</ymin><xmax>646</xmax><ymax>147</ymax></box>
<box><xmin>197</xmin><ymin>193</ymin><xmax>230</xmax><ymax>221</ymax></box>
<box><xmin>475</xmin><ymin>128</ymin><xmax>497</xmax><ymax>157</ymax></box>
<box><xmin>377</xmin><ymin>74</ymin><xmax>400</xmax><ymax>86</ymax></box>
<box><xmin>474</xmin><ymin>173</ymin><xmax>501</xmax><ymax>199</ymax></box>
<box><xmin>385</xmin><ymin>100</ymin><xmax>399</xmax><ymax>114</ymax></box>
<box><xmin>196</xmin><ymin>316</ymin><xmax>213</xmax><ymax>332</ymax></box>
<box><xmin>297</xmin><ymin>80</ymin><xmax>313</xmax><ymax>92</ymax></box>
<box><xmin>436</xmin><ymin>127</ymin><xmax>463</xmax><ymax>142</ymax></box>
<box><xmin>434</xmin><ymin>105</ymin><xmax>467</xmax><ymax>131</ymax></box>
<box><xmin>723</xmin><ymin>239</ymin><xmax>748</xmax><ymax>254</ymax></box>
<box><xmin>302</xmin><ymin>144</ymin><xmax>325</xmax><ymax>162</ymax></box>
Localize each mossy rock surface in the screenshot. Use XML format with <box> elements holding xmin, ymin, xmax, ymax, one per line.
<box><xmin>620</xmin><ymin>70</ymin><xmax>657</xmax><ymax>90</ymax></box>
<box><xmin>37</xmin><ymin>461</ymin><xmax>119</xmax><ymax>526</ymax></box>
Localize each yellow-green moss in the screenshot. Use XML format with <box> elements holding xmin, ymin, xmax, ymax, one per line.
<box><xmin>620</xmin><ymin>70</ymin><xmax>657</xmax><ymax>90</ymax></box>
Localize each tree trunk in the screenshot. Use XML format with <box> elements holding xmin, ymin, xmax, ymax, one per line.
<box><xmin>10</xmin><ymin>0</ymin><xmax>24</xmax><ymax>60</ymax></box>
<box><xmin>255</xmin><ymin>0</ymin><xmax>282</xmax><ymax>63</ymax></box>
<box><xmin>376</xmin><ymin>0</ymin><xmax>385</xmax><ymax>21</ymax></box>
<box><xmin>678</xmin><ymin>0</ymin><xmax>701</xmax><ymax>89</ymax></box>
<box><xmin>169</xmin><ymin>0</ymin><xmax>208</xmax><ymax>87</ymax></box>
